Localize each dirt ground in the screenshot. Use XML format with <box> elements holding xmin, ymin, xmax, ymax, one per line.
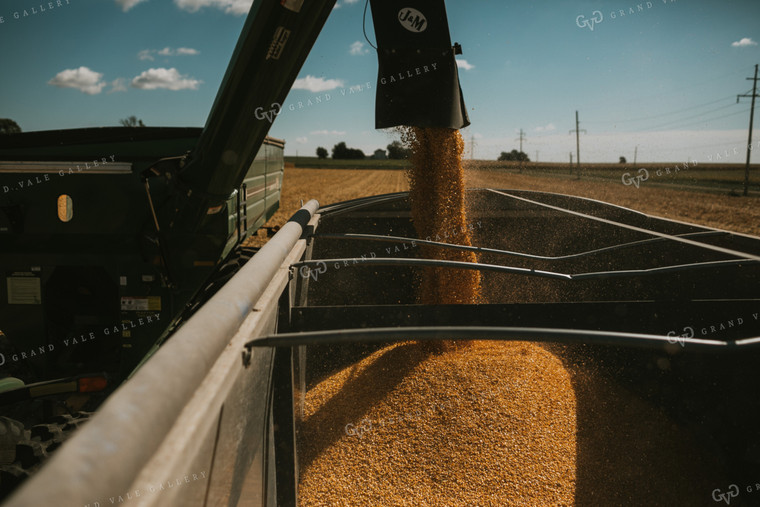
<box><xmin>466</xmin><ymin>169</ymin><xmax>760</xmax><ymax>237</ymax></box>
<box><xmin>247</xmin><ymin>168</ymin><xmax>408</xmax><ymax>246</ymax></box>
<box><xmin>251</xmin><ymin>167</ymin><xmax>760</xmax><ymax>243</ymax></box>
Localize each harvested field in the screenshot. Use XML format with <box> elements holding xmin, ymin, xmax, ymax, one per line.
<box><xmin>465</xmin><ymin>168</ymin><xmax>760</xmax><ymax>237</ymax></box>
<box><xmin>246</xmin><ymin>168</ymin><xmax>408</xmax><ymax>247</ymax></box>
<box><xmin>250</xmin><ymin>166</ymin><xmax>760</xmax><ymax>241</ymax></box>
<box><xmin>269</xmin><ymin>167</ymin><xmax>407</xmax><ymax>225</ymax></box>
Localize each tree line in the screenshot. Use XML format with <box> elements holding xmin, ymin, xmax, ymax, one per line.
<box><xmin>316</xmin><ymin>141</ymin><xmax>411</xmax><ymax>160</ymax></box>
<box><xmin>498</xmin><ymin>149</ymin><xmax>530</xmax><ymax>162</ymax></box>
<box><xmin>0</xmin><ymin>117</ymin><xmax>147</xmax><ymax>135</ymax></box>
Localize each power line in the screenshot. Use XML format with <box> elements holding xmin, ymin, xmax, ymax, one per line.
<box><xmin>641</xmin><ymin>103</ymin><xmax>740</xmax><ymax>131</ymax></box>
<box><xmin>585</xmin><ymin>95</ymin><xmax>736</xmax><ymax>125</ymax></box>
<box><xmin>583</xmin><ymin>65</ymin><xmax>754</xmax><ymax>115</ymax></box>
<box><xmin>646</xmin><ymin>108</ymin><xmax>749</xmax><ymax>131</ymax></box>
<box><xmin>671</xmin><ymin>139</ymin><xmax>756</xmax><ymax>151</ymax></box>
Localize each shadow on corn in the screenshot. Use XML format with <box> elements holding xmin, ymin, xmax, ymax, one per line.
<box><xmin>545</xmin><ymin>342</ymin><xmax>740</xmax><ymax>506</ymax></box>
<box><xmin>296</xmin><ymin>341</ymin><xmax>431</xmax><ymax>473</ymax></box>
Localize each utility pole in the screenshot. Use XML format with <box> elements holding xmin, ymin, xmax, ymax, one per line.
<box><xmin>535</xmin><ymin>150</ymin><xmax>539</xmax><ymax>163</ymax></box>
<box><xmin>569</xmin><ymin>111</ymin><xmax>586</xmax><ymax>180</ymax></box>
<box><xmin>633</xmin><ymin>146</ymin><xmax>638</xmax><ymax>165</ymax></box>
<box><xmin>516</xmin><ymin>129</ymin><xmax>526</xmax><ymax>153</ymax></box>
<box><xmin>470</xmin><ymin>135</ymin><xmax>476</xmax><ymax>160</ymax></box>
<box><xmin>515</xmin><ymin>129</ymin><xmax>526</xmax><ymax>172</ymax></box>
<box><xmin>569</xmin><ymin>152</ymin><xmax>573</xmax><ymax>173</ymax></box>
<box><xmin>737</xmin><ymin>64</ymin><xmax>759</xmax><ymax>196</ymax></box>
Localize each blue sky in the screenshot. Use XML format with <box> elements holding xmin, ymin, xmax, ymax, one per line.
<box><xmin>1</xmin><ymin>0</ymin><xmax>758</xmax><ymax>162</ymax></box>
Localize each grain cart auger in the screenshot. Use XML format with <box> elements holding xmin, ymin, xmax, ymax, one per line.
<box><xmin>370</xmin><ymin>0</ymin><xmax>470</xmax><ymax>129</ymax></box>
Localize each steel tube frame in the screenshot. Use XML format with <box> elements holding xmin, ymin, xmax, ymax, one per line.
<box><xmin>292</xmin><ymin>256</ymin><xmax>759</xmax><ymax>282</ymax></box>
<box><xmin>486</xmin><ymin>189</ymin><xmax>760</xmax><ymax>262</ymax></box>
<box><xmin>245</xmin><ymin>325</ymin><xmax>751</xmax><ymax>351</ymax></box>
<box><xmin>311</xmin><ymin>230</ymin><xmax>731</xmax><ymax>262</ymax></box>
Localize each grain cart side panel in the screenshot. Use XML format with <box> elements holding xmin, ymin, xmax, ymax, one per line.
<box><xmin>0</xmin><ymin>129</ymin><xmax>282</xmax><ymax>390</ymax></box>
<box><xmin>222</xmin><ymin>137</ymin><xmax>285</xmax><ymax>260</ymax></box>
<box><xmin>263</xmin><ymin>139</ymin><xmax>285</xmax><ymax>224</ymax></box>
<box><xmin>0</xmin><ymin>129</ymin><xmax>201</xmax><ymax>387</ymax></box>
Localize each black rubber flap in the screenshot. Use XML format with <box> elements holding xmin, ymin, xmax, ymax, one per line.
<box><xmin>370</xmin><ymin>0</ymin><xmax>470</xmax><ymax>129</ymax></box>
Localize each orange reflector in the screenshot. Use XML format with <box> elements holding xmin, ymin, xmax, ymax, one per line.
<box><xmin>78</xmin><ymin>376</ymin><xmax>108</xmax><ymax>393</ymax></box>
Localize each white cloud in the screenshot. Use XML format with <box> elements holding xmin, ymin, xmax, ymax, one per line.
<box><xmin>109</xmin><ymin>78</ymin><xmax>128</xmax><ymax>93</ymax></box>
<box><xmin>350</xmin><ymin>41</ymin><xmax>369</xmax><ymax>56</ymax></box>
<box><xmin>119</xmin><ymin>0</ymin><xmax>252</xmax><ymax>14</ymax></box>
<box><xmin>310</xmin><ymin>130</ymin><xmax>347</xmax><ymax>136</ymax></box>
<box><xmin>173</xmin><ymin>0</ymin><xmax>253</xmax><ymax>15</ymax></box>
<box><xmin>295</xmin><ymin>137</ymin><xmax>309</xmax><ymax>144</ymax></box>
<box><xmin>731</xmin><ymin>37</ymin><xmax>758</xmax><ymax>47</ymax></box>
<box><xmin>115</xmin><ymin>0</ymin><xmax>149</xmax><ymax>12</ymax></box>
<box><xmin>138</xmin><ymin>47</ymin><xmax>200</xmax><ymax>60</ymax></box>
<box><xmin>534</xmin><ymin>123</ymin><xmax>556</xmax><ymax>132</ymax></box>
<box><xmin>131</xmin><ymin>68</ymin><xmax>202</xmax><ymax>90</ymax></box>
<box><xmin>292</xmin><ymin>75</ymin><xmax>345</xmax><ymax>92</ymax></box>
<box><xmin>456</xmin><ymin>59</ymin><xmax>475</xmax><ymax>71</ymax></box>
<box><xmin>48</xmin><ymin>67</ymin><xmax>107</xmax><ymax>95</ymax></box>
<box><xmin>344</xmin><ymin>0</ymin><xmax>360</xmax><ymax>4</ymax></box>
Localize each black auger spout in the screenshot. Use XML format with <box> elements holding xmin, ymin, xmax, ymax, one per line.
<box><xmin>370</xmin><ymin>0</ymin><xmax>470</xmax><ymax>129</ymax></box>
